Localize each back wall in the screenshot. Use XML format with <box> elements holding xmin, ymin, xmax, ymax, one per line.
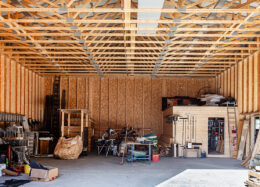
<box><xmin>45</xmin><ymin>76</ymin><xmax>216</xmax><ymax>138</ymax></box>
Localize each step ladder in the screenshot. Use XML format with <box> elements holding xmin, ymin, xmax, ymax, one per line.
<box><xmin>226</xmin><ymin>102</ymin><xmax>238</xmax><ymax>158</ymax></box>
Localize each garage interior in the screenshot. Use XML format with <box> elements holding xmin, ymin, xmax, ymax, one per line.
<box><xmin>0</xmin><ymin>0</ymin><xmax>259</xmax><ymax>186</ymax></box>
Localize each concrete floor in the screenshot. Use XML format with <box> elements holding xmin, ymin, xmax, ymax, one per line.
<box><xmin>1</xmin><ymin>154</ymin><xmax>248</xmax><ymax>187</ymax></box>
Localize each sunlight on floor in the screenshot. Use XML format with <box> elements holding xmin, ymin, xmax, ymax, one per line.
<box><xmin>156</xmin><ymin>169</ymin><xmax>248</xmax><ymax>187</ymax></box>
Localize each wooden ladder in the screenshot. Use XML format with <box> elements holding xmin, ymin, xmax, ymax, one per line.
<box><xmin>226</xmin><ymin>103</ymin><xmax>238</xmax><ymax>158</ymax></box>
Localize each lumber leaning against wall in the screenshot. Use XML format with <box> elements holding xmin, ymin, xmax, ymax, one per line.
<box><xmin>0</xmin><ymin>53</ymin><xmax>45</xmax><ymax>121</ymax></box>
<box><xmin>216</xmin><ymin>51</ymin><xmax>260</xmax><ymax>114</ymax></box>
<box><xmin>44</xmin><ymin>76</ymin><xmax>216</xmax><ymax>138</ymax></box>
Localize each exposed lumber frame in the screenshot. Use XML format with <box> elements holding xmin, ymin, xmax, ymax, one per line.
<box><xmin>0</xmin><ymin>0</ymin><xmax>259</xmax><ymax>76</ymax></box>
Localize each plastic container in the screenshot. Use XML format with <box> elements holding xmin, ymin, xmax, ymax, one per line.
<box><xmin>0</xmin><ymin>164</ymin><xmax>6</xmax><ymax>176</ymax></box>
<box><xmin>153</xmin><ymin>154</ymin><xmax>159</xmax><ymax>161</ymax></box>
<box><xmin>24</xmin><ymin>164</ymin><xmax>30</xmax><ymax>174</ymax></box>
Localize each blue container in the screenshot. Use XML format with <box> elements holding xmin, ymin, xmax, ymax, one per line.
<box><xmin>201</xmin><ymin>152</ymin><xmax>207</xmax><ymax>158</ymax></box>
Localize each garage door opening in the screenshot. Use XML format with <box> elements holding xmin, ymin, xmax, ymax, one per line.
<box><xmin>208</xmin><ymin>118</ymin><xmax>225</xmax><ymax>155</ymax></box>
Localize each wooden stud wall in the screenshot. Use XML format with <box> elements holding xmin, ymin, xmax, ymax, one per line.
<box><xmin>216</xmin><ymin>51</ymin><xmax>260</xmax><ymax>114</ymax></box>
<box><xmin>45</xmin><ymin>76</ymin><xmax>216</xmax><ymax>137</ymax></box>
<box><xmin>0</xmin><ymin>53</ymin><xmax>45</xmax><ymax>121</ymax></box>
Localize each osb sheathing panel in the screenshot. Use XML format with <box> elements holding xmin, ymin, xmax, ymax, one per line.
<box><xmin>24</xmin><ymin>69</ymin><xmax>28</xmax><ymax>117</ymax></box>
<box><xmin>216</xmin><ymin>51</ymin><xmax>260</xmax><ymax>114</ymax></box>
<box><xmin>0</xmin><ymin>55</ymin><xmax>4</xmax><ymax>112</ymax></box>
<box><xmin>109</xmin><ymin>78</ymin><xmax>118</xmax><ymax>129</ymax></box>
<box><xmin>143</xmin><ymin>78</ymin><xmax>151</xmax><ymax>130</ymax></box>
<box><xmin>117</xmin><ymin>78</ymin><xmax>126</xmax><ymax>126</ymax></box>
<box><xmin>134</xmin><ymin>79</ymin><xmax>143</xmax><ymax>129</ymax></box>
<box><xmin>55</xmin><ymin>77</ymin><xmax>216</xmax><ymax>138</ymax></box>
<box><xmin>28</xmin><ymin>71</ymin><xmax>32</xmax><ymax>118</ymax></box>
<box><xmin>90</xmin><ymin>77</ymin><xmax>100</xmax><ymax>137</ymax></box>
<box><xmin>77</xmin><ymin>78</ymin><xmax>86</xmax><ymax>109</ymax></box>
<box><xmin>69</xmin><ymin>77</ymin><xmax>77</xmax><ymax>109</ymax></box>
<box><xmin>5</xmin><ymin>57</ymin><xmax>10</xmax><ymax>113</ymax></box>
<box><xmin>0</xmin><ymin>53</ymin><xmax>44</xmax><ymax>120</ymax></box>
<box><xmin>100</xmin><ymin>78</ymin><xmax>109</xmax><ymax>132</ymax></box>
<box><xmin>20</xmin><ymin>67</ymin><xmax>25</xmax><ymax>114</ymax></box>
<box><xmin>10</xmin><ymin>60</ymin><xmax>16</xmax><ymax>114</ymax></box>
<box><xmin>60</xmin><ymin>77</ymin><xmax>69</xmax><ymax>108</ymax></box>
<box><xmin>151</xmin><ymin>79</ymin><xmax>162</xmax><ymax>135</ymax></box>
<box><xmin>126</xmin><ymin>78</ymin><xmax>135</xmax><ymax>126</ymax></box>
<box><xmin>16</xmin><ymin>64</ymin><xmax>21</xmax><ymax>114</ymax></box>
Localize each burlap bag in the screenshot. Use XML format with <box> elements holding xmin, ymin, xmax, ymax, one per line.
<box><xmin>54</xmin><ymin>136</ymin><xmax>83</xmax><ymax>159</ymax></box>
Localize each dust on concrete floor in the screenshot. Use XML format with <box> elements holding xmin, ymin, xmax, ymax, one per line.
<box><xmin>22</xmin><ymin>154</ymin><xmax>247</xmax><ymax>187</ymax></box>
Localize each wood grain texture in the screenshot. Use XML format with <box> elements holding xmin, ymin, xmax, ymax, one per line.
<box><xmin>100</xmin><ymin>78</ymin><xmax>109</xmax><ymax>131</ymax></box>
<box><xmin>117</xmin><ymin>78</ymin><xmax>126</xmax><ymax>127</ymax></box>
<box><xmin>69</xmin><ymin>77</ymin><xmax>77</xmax><ymax>109</ymax></box>
<box><xmin>0</xmin><ymin>53</ymin><xmax>45</xmax><ymax>120</ymax></box>
<box><xmin>216</xmin><ymin>51</ymin><xmax>260</xmax><ymax>115</ymax></box>
<box><xmin>109</xmin><ymin>78</ymin><xmax>118</xmax><ymax>129</ymax></box>
<box><xmin>45</xmin><ymin>76</ymin><xmax>216</xmax><ymax>137</ymax></box>
<box><xmin>77</xmin><ymin>78</ymin><xmax>85</xmax><ymax>109</ymax></box>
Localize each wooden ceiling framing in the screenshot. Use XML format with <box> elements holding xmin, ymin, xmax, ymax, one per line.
<box><xmin>0</xmin><ymin>0</ymin><xmax>259</xmax><ymax>77</ymax></box>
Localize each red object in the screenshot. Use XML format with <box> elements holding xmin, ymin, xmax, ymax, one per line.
<box><xmin>153</xmin><ymin>154</ymin><xmax>159</xmax><ymax>161</ymax></box>
<box><xmin>215</xmin><ymin>132</ymin><xmax>218</xmax><ymax>135</ymax></box>
<box><xmin>7</xmin><ymin>145</ymin><xmax>11</xmax><ymax>168</ymax></box>
<box><xmin>232</xmin><ymin>130</ymin><xmax>236</xmax><ymax>133</ymax></box>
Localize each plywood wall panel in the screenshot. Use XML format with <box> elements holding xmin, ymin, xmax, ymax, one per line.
<box><xmin>109</xmin><ymin>78</ymin><xmax>118</xmax><ymax>129</ymax></box>
<box><xmin>24</xmin><ymin>70</ymin><xmax>29</xmax><ymax>117</ymax></box>
<box><xmin>5</xmin><ymin>57</ymin><xmax>10</xmax><ymax>113</ymax></box>
<box><xmin>151</xmin><ymin>79</ymin><xmax>162</xmax><ymax>136</ymax></box>
<box><xmin>77</xmin><ymin>78</ymin><xmax>86</xmax><ymax>109</ymax></box>
<box><xmin>177</xmin><ymin>79</ymin><xmax>187</xmax><ymax>96</ymax></box>
<box><xmin>187</xmin><ymin>78</ymin><xmax>197</xmax><ymax>97</ymax></box>
<box><xmin>254</xmin><ymin>52</ymin><xmax>260</xmax><ymax>112</ymax></box>
<box><xmin>44</xmin><ymin>77</ymin><xmax>52</xmax><ymax>96</ymax></box>
<box><xmin>68</xmin><ymin>77</ymin><xmax>77</xmax><ymax>109</ymax></box>
<box><xmin>126</xmin><ymin>78</ymin><xmax>135</xmax><ymax>126</ymax></box>
<box><xmin>28</xmin><ymin>71</ymin><xmax>32</xmax><ymax>118</ymax></box>
<box><xmin>169</xmin><ymin>79</ymin><xmax>178</xmax><ymax>96</ymax></box>
<box><xmin>216</xmin><ymin>51</ymin><xmax>260</xmax><ymax>115</ymax></box>
<box><xmin>248</xmin><ymin>56</ymin><xmax>254</xmax><ymax>113</ymax></box>
<box><xmin>0</xmin><ymin>55</ymin><xmax>4</xmax><ymax>112</ymax></box>
<box><xmin>20</xmin><ymin>67</ymin><xmax>25</xmax><ymax>115</ymax></box>
<box><xmin>85</xmin><ymin>78</ymin><xmax>89</xmax><ymax>110</ymax></box>
<box><xmin>46</xmin><ymin>77</ymin><xmax>216</xmax><ymax>137</ymax></box>
<box><xmin>16</xmin><ymin>64</ymin><xmax>21</xmax><ymax>114</ymax></box>
<box><xmin>117</xmin><ymin>78</ymin><xmax>126</xmax><ymax>127</ymax></box>
<box><xmin>100</xmin><ymin>78</ymin><xmax>109</xmax><ymax>131</ymax></box>
<box><xmin>90</xmin><ymin>77</ymin><xmax>100</xmax><ymax>137</ymax></box>
<box><xmin>60</xmin><ymin>77</ymin><xmax>69</xmax><ymax>108</ymax></box>
<box><xmin>243</xmin><ymin>59</ymin><xmax>248</xmax><ymax>113</ymax></box>
<box><xmin>134</xmin><ymin>78</ymin><xmax>143</xmax><ymax>128</ymax></box>
<box><xmin>143</xmin><ymin>78</ymin><xmax>151</xmax><ymax>130</ymax></box>
<box><xmin>10</xmin><ymin>61</ymin><xmax>16</xmax><ymax>113</ymax></box>
<box><xmin>0</xmin><ymin>53</ymin><xmax>45</xmax><ymax>121</ymax></box>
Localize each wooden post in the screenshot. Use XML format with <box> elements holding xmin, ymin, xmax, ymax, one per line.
<box><xmin>85</xmin><ymin>113</ymin><xmax>88</xmax><ymax>127</ymax></box>
<box><xmin>68</xmin><ymin>113</ymin><xmax>70</xmax><ymax>137</ymax></box>
<box><xmin>81</xmin><ymin>110</ymin><xmax>84</xmax><ymax>137</ymax></box>
<box><xmin>61</xmin><ymin>111</ymin><xmax>64</xmax><ymax>137</ymax></box>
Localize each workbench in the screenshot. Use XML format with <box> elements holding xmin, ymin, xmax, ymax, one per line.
<box><xmin>127</xmin><ymin>142</ymin><xmax>152</xmax><ymax>164</ymax></box>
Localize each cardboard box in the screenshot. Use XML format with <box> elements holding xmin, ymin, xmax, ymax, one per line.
<box><xmin>30</xmin><ymin>166</ymin><xmax>58</xmax><ymax>182</ymax></box>
<box><xmin>184</xmin><ymin>149</ymin><xmax>199</xmax><ymax>158</ymax></box>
